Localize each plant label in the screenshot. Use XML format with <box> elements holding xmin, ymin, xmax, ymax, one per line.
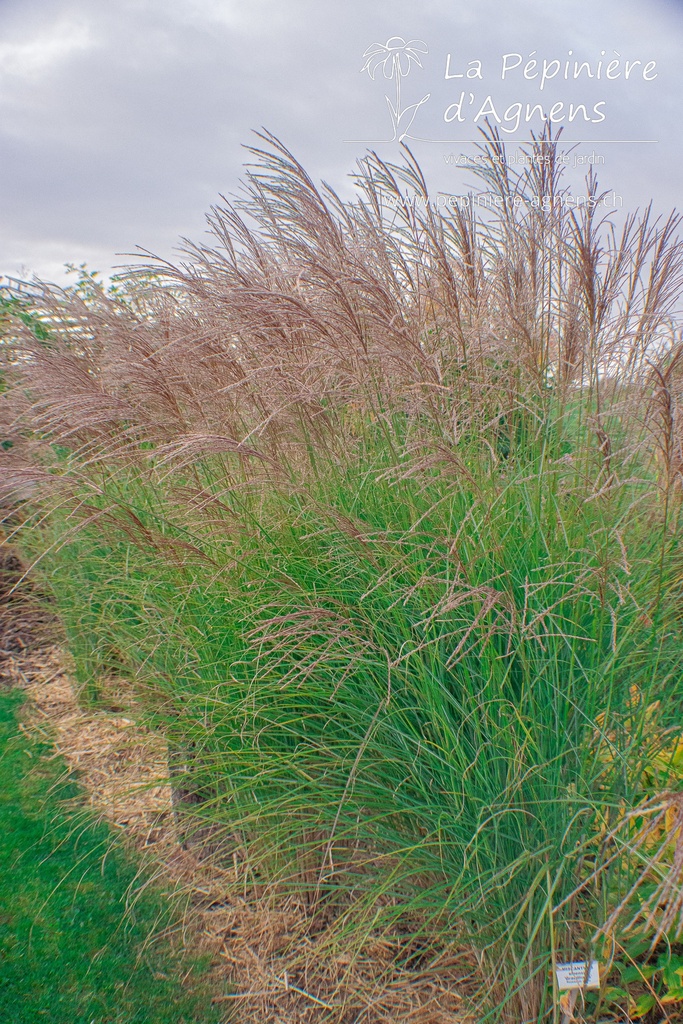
<box><xmin>555</xmin><ymin>960</ymin><xmax>600</xmax><ymax>990</ymax></box>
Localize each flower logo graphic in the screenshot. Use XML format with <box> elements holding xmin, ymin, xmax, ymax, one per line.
<box><xmin>361</xmin><ymin>37</ymin><xmax>430</xmax><ymax>142</ymax></box>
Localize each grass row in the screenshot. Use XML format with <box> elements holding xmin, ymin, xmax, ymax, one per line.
<box><xmin>4</xmin><ymin>130</ymin><xmax>683</xmax><ymax>1021</ymax></box>
<box><xmin>25</xmin><ymin>420</ymin><xmax>683</xmax><ymax>1021</ymax></box>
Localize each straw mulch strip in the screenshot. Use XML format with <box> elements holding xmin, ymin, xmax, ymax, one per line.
<box><xmin>1</xmin><ymin>559</ymin><xmax>476</xmax><ymax>1022</ymax></box>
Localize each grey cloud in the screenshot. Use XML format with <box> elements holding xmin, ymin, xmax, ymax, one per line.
<box><xmin>0</xmin><ymin>0</ymin><xmax>680</xmax><ymax>283</ymax></box>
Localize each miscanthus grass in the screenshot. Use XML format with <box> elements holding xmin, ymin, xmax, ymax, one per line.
<box><xmin>3</xmin><ymin>127</ymin><xmax>683</xmax><ymax>1022</ymax></box>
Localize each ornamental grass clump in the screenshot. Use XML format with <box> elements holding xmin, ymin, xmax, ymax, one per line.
<box><xmin>2</xmin><ymin>128</ymin><xmax>683</xmax><ymax>1022</ymax></box>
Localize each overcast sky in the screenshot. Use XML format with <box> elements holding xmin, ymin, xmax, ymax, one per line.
<box><xmin>1</xmin><ymin>0</ymin><xmax>681</xmax><ymax>285</ymax></box>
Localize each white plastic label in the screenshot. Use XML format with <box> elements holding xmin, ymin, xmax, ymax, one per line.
<box><xmin>555</xmin><ymin>960</ymin><xmax>600</xmax><ymax>990</ymax></box>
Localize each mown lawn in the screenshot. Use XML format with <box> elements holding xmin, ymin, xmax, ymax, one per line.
<box><xmin>0</xmin><ymin>687</ymin><xmax>227</xmax><ymax>1024</ymax></box>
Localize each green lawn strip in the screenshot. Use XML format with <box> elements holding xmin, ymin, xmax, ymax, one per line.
<box><xmin>0</xmin><ymin>687</ymin><xmax>228</xmax><ymax>1024</ymax></box>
